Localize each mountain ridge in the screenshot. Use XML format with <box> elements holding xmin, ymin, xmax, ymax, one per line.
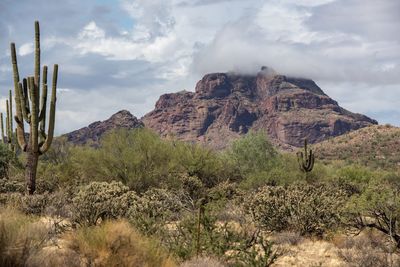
<box><xmin>142</xmin><ymin>67</ymin><xmax>377</xmax><ymax>149</ymax></box>
<box><xmin>64</xmin><ymin>110</ymin><xmax>144</xmax><ymax>145</ymax></box>
<box><xmin>63</xmin><ymin>67</ymin><xmax>378</xmax><ymax>149</ymax></box>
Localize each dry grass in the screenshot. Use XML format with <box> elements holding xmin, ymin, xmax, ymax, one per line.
<box><xmin>0</xmin><ymin>207</ymin><xmax>177</xmax><ymax>267</ymax></box>
<box><xmin>272</xmin><ymin>231</ymin><xmax>304</xmax><ymax>246</ymax></box>
<box><xmin>0</xmin><ymin>207</ymin><xmax>51</xmax><ymax>267</ymax></box>
<box><xmin>180</xmin><ymin>256</ymin><xmax>226</xmax><ymax>267</ymax></box>
<box><xmin>272</xmin><ymin>238</ymin><xmax>345</xmax><ymax>267</ymax></box>
<box><xmin>64</xmin><ymin>220</ymin><xmax>177</xmax><ymax>267</ymax></box>
<box><xmin>334</xmin><ymin>230</ymin><xmax>400</xmax><ymax>267</ymax></box>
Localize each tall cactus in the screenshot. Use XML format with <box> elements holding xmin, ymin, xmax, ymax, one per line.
<box><xmin>0</xmin><ymin>90</ymin><xmax>15</xmax><ymax>152</ymax></box>
<box><xmin>0</xmin><ymin>113</ymin><xmax>4</xmax><ymax>143</ymax></box>
<box><xmin>296</xmin><ymin>139</ymin><xmax>314</xmax><ymax>176</ymax></box>
<box><xmin>11</xmin><ymin>21</ymin><xmax>58</xmax><ymax>194</ymax></box>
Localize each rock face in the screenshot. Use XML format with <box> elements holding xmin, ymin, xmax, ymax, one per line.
<box><xmin>64</xmin><ymin>110</ymin><xmax>144</xmax><ymax>145</ymax></box>
<box><xmin>142</xmin><ymin>67</ymin><xmax>377</xmax><ymax>149</ymax></box>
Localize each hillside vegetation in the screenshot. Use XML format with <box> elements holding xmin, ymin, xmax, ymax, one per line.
<box><xmin>315</xmin><ymin>124</ymin><xmax>400</xmax><ymax>170</ymax></box>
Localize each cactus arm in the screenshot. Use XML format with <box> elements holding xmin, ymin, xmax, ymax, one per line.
<box><xmin>34</xmin><ymin>21</ymin><xmax>40</xmax><ymax>100</ymax></box>
<box><xmin>0</xmin><ymin>113</ymin><xmax>4</xmax><ymax>143</ymax></box>
<box><xmin>28</xmin><ymin>77</ymin><xmax>39</xmax><ymax>152</ymax></box>
<box><xmin>10</xmin><ymin>43</ymin><xmax>20</xmax><ymax>95</ymax></box>
<box><xmin>21</xmin><ymin>78</ymin><xmax>31</xmax><ymax>123</ymax></box>
<box><xmin>39</xmin><ymin>65</ymin><xmax>47</xmax><ymax>122</ymax></box>
<box><xmin>6</xmin><ymin>100</ymin><xmax>11</xmax><ymax>143</ymax></box>
<box><xmin>39</xmin><ymin>64</ymin><xmax>57</xmax><ymax>154</ymax></box>
<box><xmin>39</xmin><ymin>66</ymin><xmax>48</xmax><ymax>145</ymax></box>
<box><xmin>14</xmin><ymin>82</ymin><xmax>27</xmax><ymax>151</ymax></box>
<box><xmin>308</xmin><ymin>151</ymin><xmax>315</xmax><ymax>171</ymax></box>
<box><xmin>8</xmin><ymin>90</ymin><xmax>13</xmax><ymax>134</ymax></box>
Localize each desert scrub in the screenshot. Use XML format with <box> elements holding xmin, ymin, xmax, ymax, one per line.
<box><xmin>128</xmin><ymin>188</ymin><xmax>185</xmax><ymax>235</ymax></box>
<box><xmin>72</xmin><ymin>181</ymin><xmax>139</xmax><ymax>226</ymax></box>
<box><xmin>161</xmin><ymin>208</ymin><xmax>279</xmax><ymax>266</ymax></box>
<box><xmin>246</xmin><ymin>184</ymin><xmax>346</xmax><ymax>236</ymax></box>
<box><xmin>65</xmin><ymin>220</ymin><xmax>176</xmax><ymax>267</ymax></box>
<box><xmin>0</xmin><ymin>179</ymin><xmax>25</xmax><ymax>193</ymax></box>
<box><xmin>335</xmin><ymin>232</ymin><xmax>398</xmax><ymax>267</ymax></box>
<box><xmin>0</xmin><ymin>192</ymin><xmax>51</xmax><ymax>215</ymax></box>
<box><xmin>344</xmin><ymin>176</ymin><xmax>400</xmax><ymax>247</ymax></box>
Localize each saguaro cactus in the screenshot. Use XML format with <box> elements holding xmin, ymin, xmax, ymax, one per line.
<box><xmin>296</xmin><ymin>139</ymin><xmax>314</xmax><ymax>175</ymax></box>
<box><xmin>0</xmin><ymin>90</ymin><xmax>15</xmax><ymax>152</ymax></box>
<box><xmin>11</xmin><ymin>21</ymin><xmax>58</xmax><ymax>194</ymax></box>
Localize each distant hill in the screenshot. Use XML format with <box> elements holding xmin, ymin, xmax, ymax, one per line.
<box><xmin>313</xmin><ymin>125</ymin><xmax>400</xmax><ymax>170</ymax></box>
<box><xmin>63</xmin><ymin>110</ymin><xmax>144</xmax><ymax>145</ymax></box>
<box><xmin>142</xmin><ymin>67</ymin><xmax>377</xmax><ymax>149</ymax></box>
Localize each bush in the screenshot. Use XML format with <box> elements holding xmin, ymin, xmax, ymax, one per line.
<box><xmin>64</xmin><ymin>220</ymin><xmax>176</xmax><ymax>267</ymax></box>
<box><xmin>72</xmin><ymin>181</ymin><xmax>139</xmax><ymax>226</ymax></box>
<box><xmin>20</xmin><ymin>193</ymin><xmax>51</xmax><ymax>215</ymax></box>
<box><xmin>0</xmin><ymin>179</ymin><xmax>24</xmax><ymax>193</ymax></box>
<box><xmin>161</xmin><ymin>208</ymin><xmax>279</xmax><ymax>266</ymax></box>
<box><xmin>344</xmin><ymin>175</ymin><xmax>400</xmax><ymax>247</ymax></box>
<box><xmin>226</xmin><ymin>131</ymin><xmax>278</xmax><ymax>178</ymax></box>
<box><xmin>66</xmin><ymin>128</ymin><xmax>234</xmax><ymax>192</ymax></box>
<box><xmin>246</xmin><ymin>184</ymin><xmax>346</xmax><ymax>235</ymax></box>
<box><xmin>173</xmin><ymin>142</ymin><xmax>235</xmax><ymax>188</ymax></box>
<box><xmin>0</xmin><ymin>193</ymin><xmax>51</xmax><ymax>215</ymax></box>
<box><xmin>128</xmin><ymin>188</ymin><xmax>185</xmax><ymax>235</ymax></box>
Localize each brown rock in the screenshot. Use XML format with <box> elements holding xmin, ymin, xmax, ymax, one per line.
<box><xmin>142</xmin><ymin>67</ymin><xmax>377</xmax><ymax>149</ymax></box>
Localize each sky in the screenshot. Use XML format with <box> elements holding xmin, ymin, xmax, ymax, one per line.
<box><xmin>0</xmin><ymin>0</ymin><xmax>399</xmax><ymax>134</ymax></box>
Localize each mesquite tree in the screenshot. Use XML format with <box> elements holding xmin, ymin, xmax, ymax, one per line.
<box><xmin>11</xmin><ymin>21</ymin><xmax>58</xmax><ymax>194</ymax></box>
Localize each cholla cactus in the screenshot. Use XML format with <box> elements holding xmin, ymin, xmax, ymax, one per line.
<box><xmin>296</xmin><ymin>139</ymin><xmax>314</xmax><ymax>174</ymax></box>
<box><xmin>10</xmin><ymin>21</ymin><xmax>58</xmax><ymax>194</ymax></box>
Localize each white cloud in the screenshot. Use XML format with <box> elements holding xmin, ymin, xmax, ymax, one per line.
<box><xmin>0</xmin><ymin>0</ymin><xmax>399</xmax><ymax>134</ymax></box>
<box><xmin>18</xmin><ymin>42</ymin><xmax>34</xmax><ymax>56</ymax></box>
<box><xmin>73</xmin><ymin>21</ymin><xmax>182</xmax><ymax>63</ymax></box>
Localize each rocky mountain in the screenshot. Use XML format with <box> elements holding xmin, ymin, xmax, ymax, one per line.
<box><xmin>64</xmin><ymin>110</ymin><xmax>144</xmax><ymax>145</ymax></box>
<box><xmin>142</xmin><ymin>67</ymin><xmax>377</xmax><ymax>149</ymax></box>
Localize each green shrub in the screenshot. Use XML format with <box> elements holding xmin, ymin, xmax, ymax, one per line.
<box><xmin>179</xmin><ymin>173</ymin><xmax>205</xmax><ymax>203</ymax></box>
<box><xmin>226</xmin><ymin>131</ymin><xmax>278</xmax><ymax>178</ymax></box>
<box><xmin>72</xmin><ymin>181</ymin><xmax>138</xmax><ymax>226</ymax></box>
<box><xmin>66</xmin><ymin>129</ymin><xmax>231</xmax><ymax>192</ymax></box>
<box><xmin>173</xmin><ymin>142</ymin><xmax>235</xmax><ymax>188</ymax></box>
<box><xmin>161</xmin><ymin>208</ymin><xmax>279</xmax><ymax>265</ymax></box>
<box><xmin>344</xmin><ymin>175</ymin><xmax>400</xmax><ymax>247</ymax></box>
<box><xmin>246</xmin><ymin>184</ymin><xmax>346</xmax><ymax>235</ymax></box>
<box><xmin>128</xmin><ymin>188</ymin><xmax>185</xmax><ymax>235</ymax></box>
